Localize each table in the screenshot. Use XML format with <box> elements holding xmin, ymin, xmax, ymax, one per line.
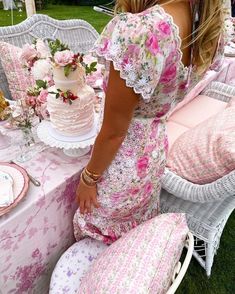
<box><xmin>0</xmin><ymin>146</ymin><xmax>89</xmax><ymax>294</ymax></box>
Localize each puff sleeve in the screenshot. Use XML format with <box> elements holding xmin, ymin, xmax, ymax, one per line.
<box><xmin>93</xmin><ymin>10</ymin><xmax>180</xmax><ymax>102</ymax></box>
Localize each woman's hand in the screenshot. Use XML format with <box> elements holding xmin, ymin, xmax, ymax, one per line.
<box><xmin>76</xmin><ymin>180</ymin><xmax>100</xmax><ymax>215</ymax></box>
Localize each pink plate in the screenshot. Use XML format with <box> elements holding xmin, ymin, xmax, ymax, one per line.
<box><xmin>0</xmin><ymin>162</ymin><xmax>29</xmax><ymax>216</ymax></box>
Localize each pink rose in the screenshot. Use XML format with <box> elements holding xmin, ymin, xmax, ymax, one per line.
<box><xmin>25</xmin><ymin>95</ymin><xmax>36</xmax><ymax>107</ymax></box>
<box><xmin>160</xmin><ymin>64</ymin><xmax>177</xmax><ymax>84</ymax></box>
<box><xmin>54</xmin><ymin>50</ymin><xmax>74</xmax><ymax>66</ymax></box>
<box><xmin>158</xmin><ymin>21</ymin><xmax>171</xmax><ymax>36</ymax></box>
<box><xmin>145</xmin><ymin>33</ymin><xmax>160</xmax><ymax>56</ymax></box>
<box><xmin>36</xmin><ymin>39</ymin><xmax>50</xmax><ymax>59</ymax></box>
<box><xmin>21</xmin><ymin>44</ymin><xmax>38</xmax><ymax>63</ymax></box>
<box><xmin>137</xmin><ymin>156</ymin><xmax>149</xmax><ymax>178</ymax></box>
<box><xmin>37</xmin><ymin>89</ymin><xmax>48</xmax><ymax>104</ymax></box>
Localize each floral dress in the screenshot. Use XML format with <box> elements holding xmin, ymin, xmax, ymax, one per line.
<box><xmin>73</xmin><ymin>5</ymin><xmax>199</xmax><ymax>244</ymax></box>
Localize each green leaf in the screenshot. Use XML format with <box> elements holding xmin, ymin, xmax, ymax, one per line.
<box><xmin>64</xmin><ymin>65</ymin><xmax>71</xmax><ymax>77</ymax></box>
<box><xmin>36</xmin><ymin>80</ymin><xmax>47</xmax><ymax>89</ymax></box>
<box><xmin>90</xmin><ymin>61</ymin><xmax>97</xmax><ymax>69</ymax></box>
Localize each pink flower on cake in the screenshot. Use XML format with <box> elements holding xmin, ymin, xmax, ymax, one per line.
<box><xmin>137</xmin><ymin>156</ymin><xmax>149</xmax><ymax>178</ymax></box>
<box><xmin>54</xmin><ymin>50</ymin><xmax>74</xmax><ymax>66</ymax></box>
<box><xmin>145</xmin><ymin>33</ymin><xmax>160</xmax><ymax>56</ymax></box>
<box><xmin>36</xmin><ymin>39</ymin><xmax>51</xmax><ymax>59</ymax></box>
<box><xmin>21</xmin><ymin>44</ymin><xmax>38</xmax><ymax>63</ymax></box>
<box><xmin>157</xmin><ymin>21</ymin><xmax>172</xmax><ymax>36</ymax></box>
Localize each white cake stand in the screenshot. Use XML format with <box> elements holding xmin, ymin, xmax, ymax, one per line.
<box><xmin>37</xmin><ymin>116</ymin><xmax>99</xmax><ymax>157</ymax></box>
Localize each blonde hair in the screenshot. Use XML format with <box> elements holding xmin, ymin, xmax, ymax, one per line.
<box><xmin>115</xmin><ymin>0</ymin><xmax>224</xmax><ymax>74</ymax></box>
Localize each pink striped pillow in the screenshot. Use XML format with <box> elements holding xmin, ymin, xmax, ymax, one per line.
<box><xmin>79</xmin><ymin>213</ymin><xmax>189</xmax><ymax>294</ymax></box>
<box><xmin>0</xmin><ymin>42</ymin><xmax>35</xmax><ymax>100</ymax></box>
<box><xmin>167</xmin><ymin>106</ymin><xmax>235</xmax><ymax>184</ymax></box>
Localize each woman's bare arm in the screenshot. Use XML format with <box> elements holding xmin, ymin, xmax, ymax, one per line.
<box><xmin>86</xmin><ymin>62</ymin><xmax>139</xmax><ymax>174</ymax></box>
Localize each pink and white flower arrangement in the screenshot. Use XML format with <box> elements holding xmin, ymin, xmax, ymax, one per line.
<box><xmin>48</xmin><ymin>39</ymin><xmax>83</xmax><ymax>77</ymax></box>
<box><xmin>26</xmin><ymin>80</ymin><xmax>50</xmax><ymax>120</ymax></box>
<box><xmin>21</xmin><ymin>39</ymin><xmax>51</xmax><ymax>70</ymax></box>
<box><xmin>6</xmin><ymin>99</ymin><xmax>36</xmax><ymax>130</ymax></box>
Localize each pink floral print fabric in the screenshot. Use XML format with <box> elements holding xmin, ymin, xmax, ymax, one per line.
<box><xmin>73</xmin><ymin>5</ymin><xmax>199</xmax><ymax>244</ymax></box>
<box><xmin>79</xmin><ymin>213</ymin><xmax>189</xmax><ymax>294</ymax></box>
<box><xmin>0</xmin><ymin>42</ymin><xmax>35</xmax><ymax>100</ymax></box>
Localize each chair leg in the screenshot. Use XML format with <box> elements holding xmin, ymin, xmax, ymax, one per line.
<box><xmin>205</xmin><ymin>240</ymin><xmax>214</xmax><ymax>277</ymax></box>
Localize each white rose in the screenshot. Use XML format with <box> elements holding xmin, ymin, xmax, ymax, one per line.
<box><xmin>32</xmin><ymin>59</ymin><xmax>52</xmax><ymax>80</ymax></box>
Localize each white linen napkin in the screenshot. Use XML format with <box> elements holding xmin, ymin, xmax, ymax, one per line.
<box><xmin>0</xmin><ymin>171</ymin><xmax>14</xmax><ymax>207</ymax></box>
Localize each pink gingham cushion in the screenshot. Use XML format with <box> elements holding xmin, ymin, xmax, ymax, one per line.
<box><xmin>0</xmin><ymin>42</ymin><xmax>35</xmax><ymax>100</ymax></box>
<box><xmin>79</xmin><ymin>213</ymin><xmax>189</xmax><ymax>294</ymax></box>
<box><xmin>167</xmin><ymin>106</ymin><xmax>235</xmax><ymax>184</ymax></box>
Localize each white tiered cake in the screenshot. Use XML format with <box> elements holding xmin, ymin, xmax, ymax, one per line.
<box><xmin>47</xmin><ymin>63</ymin><xmax>95</xmax><ymax>137</ymax></box>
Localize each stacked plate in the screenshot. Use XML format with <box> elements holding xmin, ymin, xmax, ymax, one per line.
<box><xmin>0</xmin><ymin>162</ymin><xmax>29</xmax><ymax>216</ymax></box>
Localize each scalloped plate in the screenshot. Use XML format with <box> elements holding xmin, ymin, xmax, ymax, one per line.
<box><xmin>0</xmin><ymin>163</ymin><xmax>29</xmax><ymax>216</ymax></box>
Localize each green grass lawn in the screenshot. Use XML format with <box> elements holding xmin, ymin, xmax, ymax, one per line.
<box><xmin>0</xmin><ymin>4</ymin><xmax>234</xmax><ymax>294</ymax></box>
<box><xmin>0</xmin><ymin>4</ymin><xmax>111</xmax><ymax>33</ymax></box>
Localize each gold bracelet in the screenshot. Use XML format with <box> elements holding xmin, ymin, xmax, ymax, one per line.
<box><xmin>84</xmin><ymin>167</ymin><xmax>101</xmax><ymax>180</ymax></box>
<box><xmin>81</xmin><ymin>170</ymin><xmax>98</xmax><ymax>187</ymax></box>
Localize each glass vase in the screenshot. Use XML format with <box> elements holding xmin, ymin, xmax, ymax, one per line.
<box><xmin>16</xmin><ymin>126</ymin><xmax>35</xmax><ymax>163</ymax></box>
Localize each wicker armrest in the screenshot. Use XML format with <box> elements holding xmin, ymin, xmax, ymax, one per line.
<box><xmin>201</xmin><ymin>81</ymin><xmax>235</xmax><ymax>102</ymax></box>
<box><xmin>162</xmin><ymin>168</ymin><xmax>235</xmax><ymax>203</ymax></box>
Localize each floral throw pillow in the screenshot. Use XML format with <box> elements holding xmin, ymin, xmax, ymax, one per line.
<box><xmin>167</xmin><ymin>106</ymin><xmax>235</xmax><ymax>184</ymax></box>
<box><xmin>79</xmin><ymin>213</ymin><xmax>189</xmax><ymax>294</ymax></box>
<box><xmin>0</xmin><ymin>42</ymin><xmax>35</xmax><ymax>100</ymax></box>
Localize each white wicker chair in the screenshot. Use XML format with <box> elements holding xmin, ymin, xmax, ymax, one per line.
<box><xmin>0</xmin><ymin>14</ymin><xmax>99</xmax><ymax>99</ymax></box>
<box><xmin>161</xmin><ymin>81</ymin><xmax>235</xmax><ymax>277</ymax></box>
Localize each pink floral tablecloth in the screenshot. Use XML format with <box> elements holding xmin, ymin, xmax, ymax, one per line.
<box><xmin>0</xmin><ymin>147</ymin><xmax>89</xmax><ymax>294</ymax></box>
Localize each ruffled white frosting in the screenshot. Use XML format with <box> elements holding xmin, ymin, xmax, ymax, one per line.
<box><xmin>53</xmin><ymin>64</ymin><xmax>86</xmax><ymax>95</ymax></box>
<box><xmin>47</xmin><ymin>85</ymin><xmax>95</xmax><ymax>137</ymax></box>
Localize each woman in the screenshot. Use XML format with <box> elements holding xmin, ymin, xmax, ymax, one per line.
<box><xmin>73</xmin><ymin>0</ymin><xmax>224</xmax><ymax>244</ymax></box>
